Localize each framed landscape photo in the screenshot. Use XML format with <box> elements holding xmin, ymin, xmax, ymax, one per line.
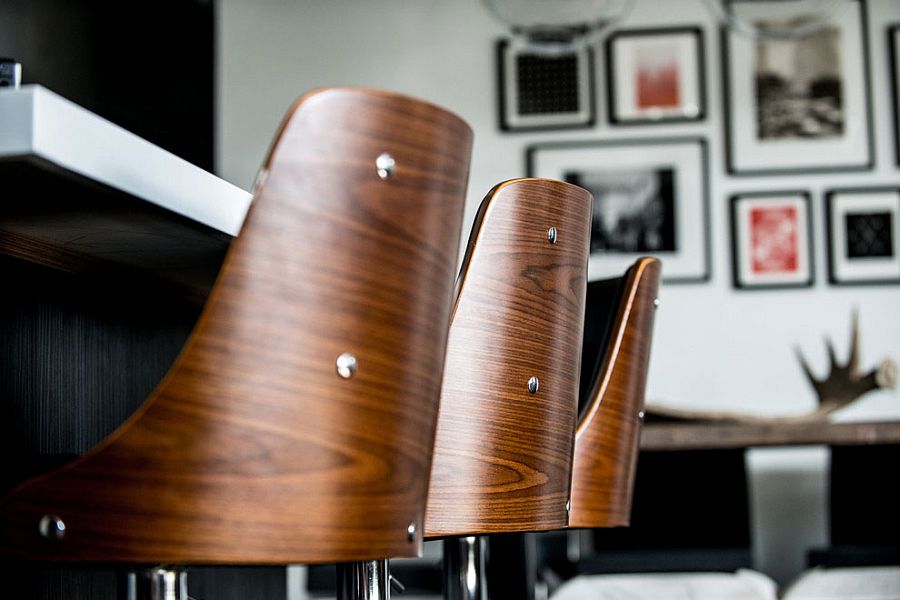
<box><xmin>606</xmin><ymin>27</ymin><xmax>706</xmax><ymax>124</ymax></box>
<box><xmin>526</xmin><ymin>137</ymin><xmax>709</xmax><ymax>283</ymax></box>
<box><xmin>722</xmin><ymin>0</ymin><xmax>873</xmax><ymax>174</ymax></box>
<box><xmin>825</xmin><ymin>187</ymin><xmax>900</xmax><ymax>285</ymax></box>
<box><xmin>730</xmin><ymin>191</ymin><xmax>813</xmax><ymax>289</ymax></box>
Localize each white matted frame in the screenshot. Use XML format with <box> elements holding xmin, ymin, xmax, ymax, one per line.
<box><xmin>526</xmin><ymin>137</ymin><xmax>709</xmax><ymax>283</ymax></box>
<box><xmin>497</xmin><ymin>40</ymin><xmax>595</xmax><ymax>131</ymax></box>
<box><xmin>606</xmin><ymin>26</ymin><xmax>706</xmax><ymax>124</ymax></box>
<box><xmin>888</xmin><ymin>24</ymin><xmax>900</xmax><ymax>165</ymax></box>
<box><xmin>722</xmin><ymin>0</ymin><xmax>873</xmax><ymax>175</ymax></box>
<box><xmin>826</xmin><ymin>187</ymin><xmax>900</xmax><ymax>285</ymax></box>
<box><xmin>730</xmin><ymin>191</ymin><xmax>814</xmax><ymax>290</ymax></box>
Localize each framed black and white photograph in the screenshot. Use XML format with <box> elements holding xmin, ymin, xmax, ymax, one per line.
<box><xmin>606</xmin><ymin>27</ymin><xmax>706</xmax><ymax>124</ymax></box>
<box><xmin>526</xmin><ymin>137</ymin><xmax>709</xmax><ymax>283</ymax></box>
<box><xmin>730</xmin><ymin>191</ymin><xmax>813</xmax><ymax>290</ymax></box>
<box><xmin>888</xmin><ymin>24</ymin><xmax>900</xmax><ymax>165</ymax></box>
<box><xmin>722</xmin><ymin>0</ymin><xmax>872</xmax><ymax>175</ymax></box>
<box><xmin>497</xmin><ymin>40</ymin><xmax>595</xmax><ymax>131</ymax></box>
<box><xmin>826</xmin><ymin>188</ymin><xmax>900</xmax><ymax>285</ymax></box>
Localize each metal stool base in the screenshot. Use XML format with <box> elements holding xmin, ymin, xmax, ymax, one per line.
<box><xmin>443</xmin><ymin>536</ymin><xmax>487</xmax><ymax>600</ymax></box>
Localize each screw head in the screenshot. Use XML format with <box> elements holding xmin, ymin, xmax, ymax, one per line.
<box><xmin>407</xmin><ymin>522</ymin><xmax>417</xmax><ymax>542</ymax></box>
<box><xmin>39</xmin><ymin>515</ymin><xmax>66</xmax><ymax>540</ymax></box>
<box><xmin>547</xmin><ymin>227</ymin><xmax>558</xmax><ymax>244</ymax></box>
<box><xmin>653</xmin><ymin>298</ymin><xmax>661</xmax><ymax>309</ymax></box>
<box><xmin>376</xmin><ymin>153</ymin><xmax>396</xmax><ymax>179</ymax></box>
<box><xmin>336</xmin><ymin>353</ymin><xmax>358</xmax><ymax>379</ymax></box>
<box><xmin>638</xmin><ymin>410</ymin><xmax>646</xmax><ymax>422</ymax></box>
<box><xmin>527</xmin><ymin>376</ymin><xmax>539</xmax><ymax>394</ymax></box>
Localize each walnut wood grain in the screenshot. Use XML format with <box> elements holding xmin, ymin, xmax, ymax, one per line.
<box><xmin>424</xmin><ymin>178</ymin><xmax>592</xmax><ymax>538</ymax></box>
<box><xmin>640</xmin><ymin>419</ymin><xmax>900</xmax><ymax>451</ymax></box>
<box><xmin>0</xmin><ymin>87</ymin><xmax>473</xmax><ymax>564</ymax></box>
<box><xmin>569</xmin><ymin>258</ymin><xmax>661</xmax><ymax>529</ymax></box>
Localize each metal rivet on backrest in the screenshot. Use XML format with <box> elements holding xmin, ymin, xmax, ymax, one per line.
<box><xmin>336</xmin><ymin>353</ymin><xmax>358</xmax><ymax>379</ymax></box>
<box><xmin>39</xmin><ymin>515</ymin><xmax>66</xmax><ymax>540</ymax></box>
<box><xmin>376</xmin><ymin>153</ymin><xmax>396</xmax><ymax>179</ymax></box>
<box><xmin>547</xmin><ymin>227</ymin><xmax>558</xmax><ymax>244</ymax></box>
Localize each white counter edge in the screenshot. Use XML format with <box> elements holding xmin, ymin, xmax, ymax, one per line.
<box><xmin>0</xmin><ymin>85</ymin><xmax>252</xmax><ymax>236</ymax></box>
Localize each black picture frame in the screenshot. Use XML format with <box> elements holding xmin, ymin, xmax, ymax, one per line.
<box><xmin>496</xmin><ymin>39</ymin><xmax>596</xmax><ymax>132</ymax></box>
<box><xmin>730</xmin><ymin>191</ymin><xmax>815</xmax><ymax>290</ymax></box>
<box><xmin>721</xmin><ymin>0</ymin><xmax>874</xmax><ymax>176</ymax></box>
<box><xmin>888</xmin><ymin>24</ymin><xmax>900</xmax><ymax>166</ymax></box>
<box><xmin>606</xmin><ymin>26</ymin><xmax>707</xmax><ymax>125</ymax></box>
<box><xmin>825</xmin><ymin>187</ymin><xmax>900</xmax><ymax>285</ymax></box>
<box><xmin>525</xmin><ymin>136</ymin><xmax>710</xmax><ymax>284</ymax></box>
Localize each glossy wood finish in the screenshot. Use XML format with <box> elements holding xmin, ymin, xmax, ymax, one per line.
<box><xmin>569</xmin><ymin>258</ymin><xmax>661</xmax><ymax>529</ymax></box>
<box><xmin>425</xmin><ymin>178</ymin><xmax>592</xmax><ymax>538</ymax></box>
<box><xmin>0</xmin><ymin>87</ymin><xmax>473</xmax><ymax>564</ymax></box>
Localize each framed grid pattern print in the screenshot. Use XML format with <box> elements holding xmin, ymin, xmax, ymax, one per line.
<box><xmin>606</xmin><ymin>27</ymin><xmax>706</xmax><ymax>125</ymax></box>
<box><xmin>526</xmin><ymin>137</ymin><xmax>709</xmax><ymax>283</ymax></box>
<box><xmin>826</xmin><ymin>187</ymin><xmax>900</xmax><ymax>285</ymax></box>
<box><xmin>497</xmin><ymin>40</ymin><xmax>595</xmax><ymax>131</ymax></box>
<box><xmin>730</xmin><ymin>191</ymin><xmax>814</xmax><ymax>289</ymax></box>
<box><xmin>722</xmin><ymin>0</ymin><xmax>873</xmax><ymax>175</ymax></box>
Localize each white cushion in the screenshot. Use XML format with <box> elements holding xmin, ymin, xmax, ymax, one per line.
<box><xmin>782</xmin><ymin>566</ymin><xmax>900</xmax><ymax>600</ymax></box>
<box><xmin>551</xmin><ymin>570</ymin><xmax>777</xmax><ymax>600</ymax></box>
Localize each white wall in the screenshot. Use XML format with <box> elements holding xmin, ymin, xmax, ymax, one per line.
<box><xmin>217</xmin><ymin>0</ymin><xmax>900</xmax><ymax>585</ymax></box>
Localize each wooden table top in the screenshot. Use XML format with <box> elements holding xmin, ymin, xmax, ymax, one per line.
<box><xmin>641</xmin><ymin>419</ymin><xmax>900</xmax><ymax>451</ymax></box>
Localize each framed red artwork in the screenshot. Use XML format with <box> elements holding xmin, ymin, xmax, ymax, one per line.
<box><xmin>606</xmin><ymin>27</ymin><xmax>706</xmax><ymax>125</ymax></box>
<box><xmin>731</xmin><ymin>191</ymin><xmax>813</xmax><ymax>289</ymax></box>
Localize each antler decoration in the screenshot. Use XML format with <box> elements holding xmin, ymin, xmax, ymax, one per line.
<box><xmin>643</xmin><ymin>309</ymin><xmax>896</xmax><ymax>424</ymax></box>
<box><xmin>795</xmin><ymin>309</ymin><xmax>898</xmax><ymax>420</ymax></box>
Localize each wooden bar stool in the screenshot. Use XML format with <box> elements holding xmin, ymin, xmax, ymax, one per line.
<box><xmin>540</xmin><ymin>258</ymin><xmax>661</xmax><ymax>596</ymax></box>
<box><xmin>569</xmin><ymin>257</ymin><xmax>662</xmax><ymax>530</ymax></box>
<box><xmin>424</xmin><ymin>178</ymin><xmax>593</xmax><ymax>600</ymax></box>
<box><xmin>0</xmin><ymin>87</ymin><xmax>472</xmax><ymax>600</ymax></box>
<box><xmin>487</xmin><ymin>258</ymin><xmax>661</xmax><ymax>598</ymax></box>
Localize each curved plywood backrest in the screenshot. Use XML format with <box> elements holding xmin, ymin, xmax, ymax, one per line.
<box><xmin>424</xmin><ymin>178</ymin><xmax>592</xmax><ymax>538</ymax></box>
<box><xmin>568</xmin><ymin>257</ymin><xmax>661</xmax><ymax>528</ymax></box>
<box><xmin>0</xmin><ymin>88</ymin><xmax>473</xmax><ymax>564</ymax></box>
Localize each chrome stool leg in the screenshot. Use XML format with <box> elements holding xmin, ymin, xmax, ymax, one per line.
<box><xmin>120</xmin><ymin>567</ymin><xmax>188</xmax><ymax>600</ymax></box>
<box><xmin>337</xmin><ymin>559</ymin><xmax>390</xmax><ymax>600</ymax></box>
<box><xmin>443</xmin><ymin>536</ymin><xmax>487</xmax><ymax>600</ymax></box>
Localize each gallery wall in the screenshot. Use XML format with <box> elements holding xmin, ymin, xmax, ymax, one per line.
<box><xmin>216</xmin><ymin>0</ymin><xmax>900</xmax><ymax>585</ymax></box>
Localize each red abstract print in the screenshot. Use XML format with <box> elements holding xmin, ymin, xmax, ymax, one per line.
<box><xmin>750</xmin><ymin>206</ymin><xmax>799</xmax><ymax>274</ymax></box>
<box><xmin>637</xmin><ymin>62</ymin><xmax>680</xmax><ymax>108</ymax></box>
